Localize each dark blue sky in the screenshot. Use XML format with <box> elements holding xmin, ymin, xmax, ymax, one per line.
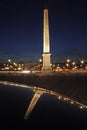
<box><xmin>0</xmin><ymin>0</ymin><xmax>87</xmax><ymax>64</ymax></box>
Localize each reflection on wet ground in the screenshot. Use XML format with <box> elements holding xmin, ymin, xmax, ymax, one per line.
<box><xmin>0</xmin><ymin>81</ymin><xmax>87</xmax><ymax>113</ymax></box>
<box><xmin>0</xmin><ymin>81</ymin><xmax>87</xmax><ymax>129</ymax></box>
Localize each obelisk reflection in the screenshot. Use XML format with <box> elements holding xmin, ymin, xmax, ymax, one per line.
<box><xmin>24</xmin><ymin>90</ymin><xmax>43</xmax><ymax>120</ymax></box>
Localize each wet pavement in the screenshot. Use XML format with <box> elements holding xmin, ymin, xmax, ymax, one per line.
<box><xmin>0</xmin><ymin>82</ymin><xmax>87</xmax><ymax>130</ymax></box>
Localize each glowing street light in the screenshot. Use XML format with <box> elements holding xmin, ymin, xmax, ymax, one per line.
<box><xmin>67</xmin><ymin>59</ymin><xmax>70</xmax><ymax>63</ymax></box>
<box><xmin>39</xmin><ymin>59</ymin><xmax>42</xmax><ymax>63</ymax></box>
<box><xmin>66</xmin><ymin>63</ymin><xmax>69</xmax><ymax>67</ymax></box>
<box><xmin>72</xmin><ymin>62</ymin><xmax>75</xmax><ymax>66</ymax></box>
<box><xmin>81</xmin><ymin>60</ymin><xmax>84</xmax><ymax>64</ymax></box>
<box><xmin>8</xmin><ymin>59</ymin><xmax>11</xmax><ymax>63</ymax></box>
<box><xmin>13</xmin><ymin>62</ymin><xmax>17</xmax><ymax>66</ymax></box>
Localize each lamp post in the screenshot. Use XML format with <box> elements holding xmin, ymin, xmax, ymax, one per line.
<box><xmin>8</xmin><ymin>59</ymin><xmax>11</xmax><ymax>73</ymax></box>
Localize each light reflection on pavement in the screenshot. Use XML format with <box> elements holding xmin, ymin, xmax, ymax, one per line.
<box><xmin>0</xmin><ymin>81</ymin><xmax>87</xmax><ymax>120</ymax></box>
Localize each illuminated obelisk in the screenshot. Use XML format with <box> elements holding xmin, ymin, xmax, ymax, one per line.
<box><xmin>42</xmin><ymin>8</ymin><xmax>52</xmax><ymax>71</ymax></box>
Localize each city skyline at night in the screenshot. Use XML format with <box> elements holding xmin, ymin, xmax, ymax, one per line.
<box><xmin>0</xmin><ymin>0</ymin><xmax>87</xmax><ymax>65</ymax></box>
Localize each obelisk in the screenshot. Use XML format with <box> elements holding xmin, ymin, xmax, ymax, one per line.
<box><xmin>42</xmin><ymin>8</ymin><xmax>52</xmax><ymax>71</ymax></box>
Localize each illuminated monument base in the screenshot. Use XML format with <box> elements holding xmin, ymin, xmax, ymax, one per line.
<box><xmin>42</xmin><ymin>53</ymin><xmax>52</xmax><ymax>71</ymax></box>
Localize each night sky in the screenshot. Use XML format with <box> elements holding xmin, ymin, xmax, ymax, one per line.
<box><xmin>0</xmin><ymin>0</ymin><xmax>87</xmax><ymax>65</ymax></box>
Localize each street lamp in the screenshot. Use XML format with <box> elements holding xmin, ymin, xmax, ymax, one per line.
<box><xmin>67</xmin><ymin>59</ymin><xmax>70</xmax><ymax>63</ymax></box>
<box><xmin>39</xmin><ymin>59</ymin><xmax>42</xmax><ymax>63</ymax></box>
<box><xmin>8</xmin><ymin>59</ymin><xmax>11</xmax><ymax>63</ymax></box>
